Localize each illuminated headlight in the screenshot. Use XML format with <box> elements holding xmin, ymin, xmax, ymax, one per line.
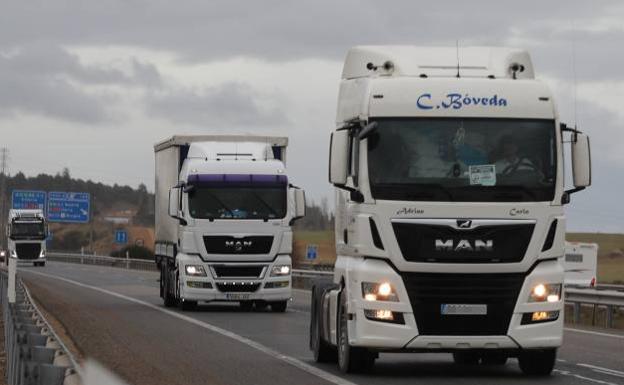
<box><xmin>362</xmin><ymin>282</ymin><xmax>398</xmax><ymax>302</ymax></box>
<box><xmin>185</xmin><ymin>265</ymin><xmax>207</xmax><ymax>276</ymax></box>
<box><xmin>270</xmin><ymin>264</ymin><xmax>291</xmax><ymax>276</ymax></box>
<box><xmin>0</xmin><ymin>251</ymin><xmax>6</xmax><ymax>257</ymax></box>
<box><xmin>529</xmin><ymin>283</ymin><xmax>561</xmax><ymax>302</ymax></box>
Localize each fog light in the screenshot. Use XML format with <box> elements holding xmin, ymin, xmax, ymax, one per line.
<box><xmin>364</xmin><ymin>309</ymin><xmax>405</xmax><ymax>324</ymax></box>
<box><xmin>265</xmin><ymin>281</ymin><xmax>289</xmax><ymax>289</ymax></box>
<box><xmin>521</xmin><ymin>310</ymin><xmax>559</xmax><ymax>325</ymax></box>
<box><xmin>187</xmin><ymin>281</ymin><xmax>212</xmax><ymax>289</ymax></box>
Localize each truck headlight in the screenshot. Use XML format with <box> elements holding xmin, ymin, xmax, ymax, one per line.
<box><xmin>185</xmin><ymin>265</ymin><xmax>207</xmax><ymax>277</ymax></box>
<box><xmin>270</xmin><ymin>264</ymin><xmax>291</xmax><ymax>276</ymax></box>
<box><xmin>529</xmin><ymin>283</ymin><xmax>561</xmax><ymax>302</ymax></box>
<box><xmin>362</xmin><ymin>282</ymin><xmax>398</xmax><ymax>302</ymax></box>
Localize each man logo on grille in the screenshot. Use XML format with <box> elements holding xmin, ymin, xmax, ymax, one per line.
<box><xmin>225</xmin><ymin>240</ymin><xmax>253</xmax><ymax>252</ymax></box>
<box><xmin>457</xmin><ymin>219</ymin><xmax>473</xmax><ymax>228</ymax></box>
<box><xmin>435</xmin><ymin>239</ymin><xmax>493</xmax><ymax>252</ymax></box>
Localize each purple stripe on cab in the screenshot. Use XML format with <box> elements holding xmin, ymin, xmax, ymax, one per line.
<box><xmin>188</xmin><ymin>174</ymin><xmax>288</xmax><ymax>185</ymax></box>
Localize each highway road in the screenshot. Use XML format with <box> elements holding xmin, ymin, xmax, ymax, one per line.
<box><xmin>17</xmin><ymin>262</ymin><xmax>624</xmax><ymax>385</ymax></box>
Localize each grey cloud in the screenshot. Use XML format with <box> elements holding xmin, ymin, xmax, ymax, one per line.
<box><xmin>146</xmin><ymin>83</ymin><xmax>289</xmax><ymax>127</ymax></box>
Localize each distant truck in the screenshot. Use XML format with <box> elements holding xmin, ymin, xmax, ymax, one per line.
<box><xmin>7</xmin><ymin>209</ymin><xmax>47</xmax><ymax>266</ymax></box>
<box><xmin>564</xmin><ymin>242</ymin><xmax>598</xmax><ymax>288</ymax></box>
<box><xmin>154</xmin><ymin>135</ymin><xmax>306</xmax><ymax>312</ymax></box>
<box><xmin>311</xmin><ymin>46</ymin><xmax>592</xmax><ymax>376</ymax></box>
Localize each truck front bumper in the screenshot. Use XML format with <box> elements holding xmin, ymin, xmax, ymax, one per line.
<box><xmin>344</xmin><ymin>258</ymin><xmax>564</xmax><ymax>351</ymax></box>
<box><xmin>177</xmin><ymin>254</ymin><xmax>292</xmax><ymax>303</ymax></box>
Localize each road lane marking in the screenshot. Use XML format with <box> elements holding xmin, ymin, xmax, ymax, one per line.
<box><xmin>564</xmin><ymin>328</ymin><xmax>624</xmax><ymax>340</ymax></box>
<box><xmin>21</xmin><ymin>269</ymin><xmax>358</xmax><ymax>385</ymax></box>
<box><xmin>578</xmin><ymin>364</ymin><xmax>624</xmax><ymax>378</ymax></box>
<box><xmin>554</xmin><ymin>370</ymin><xmax>619</xmax><ymax>385</ymax></box>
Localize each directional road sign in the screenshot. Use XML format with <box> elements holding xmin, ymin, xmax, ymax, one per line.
<box><xmin>47</xmin><ymin>192</ymin><xmax>90</xmax><ymax>223</ymax></box>
<box><xmin>11</xmin><ymin>190</ymin><xmax>46</xmax><ymax>211</ymax></box>
<box><xmin>115</xmin><ymin>230</ymin><xmax>128</xmax><ymax>244</ymax></box>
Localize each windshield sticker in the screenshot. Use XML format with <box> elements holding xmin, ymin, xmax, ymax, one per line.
<box><xmin>469</xmin><ymin>165</ymin><xmax>496</xmax><ymax>186</ymax></box>
<box><xmin>417</xmin><ymin>93</ymin><xmax>508</xmax><ymax>110</ymax></box>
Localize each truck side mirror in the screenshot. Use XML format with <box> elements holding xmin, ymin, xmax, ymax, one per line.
<box><xmin>294</xmin><ymin>188</ymin><xmax>306</xmax><ymax>219</ymax></box>
<box><xmin>168</xmin><ymin>186</ymin><xmax>187</xmax><ymax>225</ymax></box>
<box><xmin>571</xmin><ymin>133</ymin><xmax>591</xmax><ymax>188</ymax></box>
<box><xmin>329</xmin><ymin>130</ymin><xmax>350</xmax><ymax>186</ymax></box>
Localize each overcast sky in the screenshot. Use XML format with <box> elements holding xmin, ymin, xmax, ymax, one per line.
<box><xmin>1</xmin><ymin>1</ymin><xmax>623</xmax><ymax>232</ymax></box>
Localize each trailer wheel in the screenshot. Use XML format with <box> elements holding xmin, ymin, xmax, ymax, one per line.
<box><xmin>310</xmin><ymin>284</ymin><xmax>337</xmax><ymax>363</ymax></box>
<box><xmin>337</xmin><ymin>289</ymin><xmax>375</xmax><ymax>373</ymax></box>
<box><xmin>518</xmin><ymin>349</ymin><xmax>556</xmax><ymax>376</ymax></box>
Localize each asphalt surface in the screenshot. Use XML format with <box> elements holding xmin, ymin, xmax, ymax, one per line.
<box><xmin>17</xmin><ymin>262</ymin><xmax>624</xmax><ymax>385</ymax></box>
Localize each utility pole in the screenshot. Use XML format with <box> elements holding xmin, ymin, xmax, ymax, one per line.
<box><xmin>0</xmin><ymin>147</ymin><xmax>8</xmax><ymax>250</ymax></box>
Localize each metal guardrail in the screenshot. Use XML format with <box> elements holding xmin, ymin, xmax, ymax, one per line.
<box><xmin>565</xmin><ymin>288</ymin><xmax>624</xmax><ymax>329</ymax></box>
<box><xmin>46</xmin><ymin>253</ymin><xmax>157</xmax><ymax>272</ymax></box>
<box><xmin>1</xmin><ymin>272</ymin><xmax>81</xmax><ymax>385</ymax></box>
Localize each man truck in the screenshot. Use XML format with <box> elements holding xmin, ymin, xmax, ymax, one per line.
<box><xmin>8</xmin><ymin>209</ymin><xmax>47</xmax><ymax>266</ymax></box>
<box><xmin>154</xmin><ymin>135</ymin><xmax>305</xmax><ymax>312</ymax></box>
<box><xmin>310</xmin><ymin>46</ymin><xmax>592</xmax><ymax>375</ymax></box>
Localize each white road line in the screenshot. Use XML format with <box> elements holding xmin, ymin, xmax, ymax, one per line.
<box><xmin>564</xmin><ymin>327</ymin><xmax>624</xmax><ymax>340</ymax></box>
<box><xmin>21</xmin><ymin>270</ymin><xmax>358</xmax><ymax>385</ymax></box>
<box><xmin>577</xmin><ymin>364</ymin><xmax>624</xmax><ymax>378</ymax></box>
<box><xmin>554</xmin><ymin>370</ymin><xmax>619</xmax><ymax>385</ymax></box>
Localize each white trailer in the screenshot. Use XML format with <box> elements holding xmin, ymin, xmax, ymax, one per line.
<box><xmin>154</xmin><ymin>135</ymin><xmax>305</xmax><ymax>312</ymax></box>
<box><xmin>564</xmin><ymin>242</ymin><xmax>598</xmax><ymax>288</ymax></box>
<box><xmin>310</xmin><ymin>46</ymin><xmax>592</xmax><ymax>375</ymax></box>
<box><xmin>7</xmin><ymin>209</ymin><xmax>47</xmax><ymax>266</ymax></box>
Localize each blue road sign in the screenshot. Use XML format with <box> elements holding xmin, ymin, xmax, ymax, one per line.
<box><xmin>47</xmin><ymin>192</ymin><xmax>90</xmax><ymax>223</ymax></box>
<box><xmin>115</xmin><ymin>229</ymin><xmax>128</xmax><ymax>244</ymax></box>
<box><xmin>306</xmin><ymin>244</ymin><xmax>318</xmax><ymax>260</ymax></box>
<box><xmin>11</xmin><ymin>190</ymin><xmax>46</xmax><ymax>211</ymax></box>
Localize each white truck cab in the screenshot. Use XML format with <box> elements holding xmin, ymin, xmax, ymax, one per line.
<box><xmin>310</xmin><ymin>46</ymin><xmax>592</xmax><ymax>375</ymax></box>
<box><xmin>154</xmin><ymin>135</ymin><xmax>305</xmax><ymax>312</ymax></box>
<box><xmin>7</xmin><ymin>209</ymin><xmax>47</xmax><ymax>266</ymax></box>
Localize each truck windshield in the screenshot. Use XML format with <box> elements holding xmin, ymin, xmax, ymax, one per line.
<box><xmin>10</xmin><ymin>222</ymin><xmax>46</xmax><ymax>239</ymax></box>
<box><xmin>188</xmin><ymin>186</ymin><xmax>287</xmax><ymax>220</ymax></box>
<box><xmin>367</xmin><ymin>118</ymin><xmax>557</xmax><ymax>202</ymax></box>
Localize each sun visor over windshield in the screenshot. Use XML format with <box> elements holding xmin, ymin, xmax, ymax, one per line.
<box><xmin>187</xmin><ymin>174</ymin><xmax>288</xmax><ymax>186</ymax></box>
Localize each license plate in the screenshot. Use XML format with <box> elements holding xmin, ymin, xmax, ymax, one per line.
<box><xmin>441</xmin><ymin>304</ymin><xmax>487</xmax><ymax>315</ymax></box>
<box><xmin>226</xmin><ymin>293</ymin><xmax>250</xmax><ymax>300</ymax></box>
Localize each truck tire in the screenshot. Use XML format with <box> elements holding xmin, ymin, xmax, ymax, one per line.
<box><xmin>518</xmin><ymin>349</ymin><xmax>556</xmax><ymax>376</ymax></box>
<box><xmin>162</xmin><ymin>265</ymin><xmax>176</xmax><ymax>308</ymax></box>
<box><xmin>452</xmin><ymin>351</ymin><xmax>480</xmax><ymax>365</ymax></box>
<box><xmin>270</xmin><ymin>301</ymin><xmax>288</xmax><ymax>313</ymax></box>
<box><xmin>337</xmin><ymin>289</ymin><xmax>375</xmax><ymax>373</ymax></box>
<box><xmin>310</xmin><ymin>283</ymin><xmax>337</xmax><ymax>363</ymax></box>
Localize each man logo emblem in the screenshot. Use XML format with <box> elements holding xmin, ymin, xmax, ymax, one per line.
<box><xmin>457</xmin><ymin>219</ymin><xmax>473</xmax><ymax>229</ymax></box>
<box><xmin>225</xmin><ymin>240</ymin><xmax>253</xmax><ymax>252</ymax></box>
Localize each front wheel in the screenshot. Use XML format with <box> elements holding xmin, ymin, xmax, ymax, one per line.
<box><xmin>270</xmin><ymin>300</ymin><xmax>288</xmax><ymax>313</ymax></box>
<box><xmin>162</xmin><ymin>265</ymin><xmax>176</xmax><ymax>308</ymax></box>
<box><xmin>337</xmin><ymin>289</ymin><xmax>375</xmax><ymax>373</ymax></box>
<box><xmin>310</xmin><ymin>284</ymin><xmax>337</xmax><ymax>363</ymax></box>
<box><xmin>518</xmin><ymin>349</ymin><xmax>556</xmax><ymax>376</ymax></box>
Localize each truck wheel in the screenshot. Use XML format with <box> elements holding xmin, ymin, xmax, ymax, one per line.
<box><xmin>518</xmin><ymin>349</ymin><xmax>556</xmax><ymax>376</ymax></box>
<box><xmin>163</xmin><ymin>265</ymin><xmax>176</xmax><ymax>308</ymax></box>
<box><xmin>481</xmin><ymin>352</ymin><xmax>508</xmax><ymax>366</ymax></box>
<box><xmin>240</xmin><ymin>301</ymin><xmax>254</xmax><ymax>311</ymax></box>
<box><xmin>270</xmin><ymin>301</ymin><xmax>288</xmax><ymax>313</ymax></box>
<box><xmin>453</xmin><ymin>351</ymin><xmax>480</xmax><ymax>365</ymax></box>
<box><xmin>337</xmin><ymin>290</ymin><xmax>375</xmax><ymax>373</ymax></box>
<box><xmin>179</xmin><ymin>299</ymin><xmax>197</xmax><ymax>311</ymax></box>
<box><xmin>310</xmin><ymin>284</ymin><xmax>337</xmax><ymax>363</ymax></box>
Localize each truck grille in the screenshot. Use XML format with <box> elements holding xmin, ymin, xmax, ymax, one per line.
<box><xmin>215</xmin><ymin>282</ymin><xmax>261</xmax><ymax>293</ymax></box>
<box><xmin>203</xmin><ymin>236</ymin><xmax>273</xmax><ymax>254</ymax></box>
<box><xmin>392</xmin><ymin>222</ymin><xmax>534</xmax><ymax>263</ymax></box>
<box><xmin>212</xmin><ymin>265</ymin><xmax>265</xmax><ymax>278</ymax></box>
<box><xmin>401</xmin><ymin>272</ymin><xmax>525</xmax><ymax>335</ymax></box>
<box><xmin>15</xmin><ymin>243</ymin><xmax>41</xmax><ymax>260</ymax></box>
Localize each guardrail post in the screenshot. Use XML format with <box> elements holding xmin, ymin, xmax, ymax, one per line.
<box><xmin>606</xmin><ymin>305</ymin><xmax>614</xmax><ymax>329</ymax></box>
<box><xmin>8</xmin><ymin>256</ymin><xmax>16</xmax><ymax>304</ymax></box>
<box><xmin>573</xmin><ymin>302</ymin><xmax>581</xmax><ymax>324</ymax></box>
